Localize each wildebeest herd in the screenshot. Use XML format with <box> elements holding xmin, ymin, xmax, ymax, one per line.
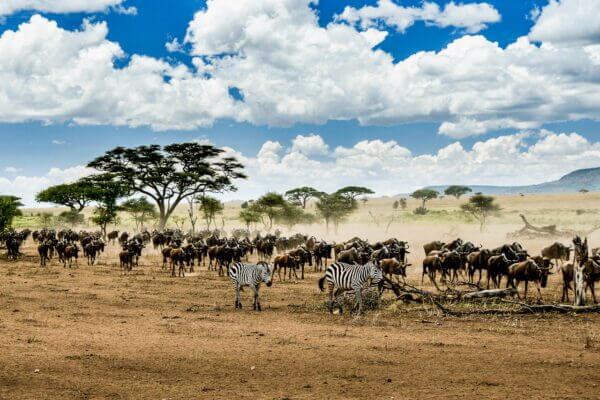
<box><xmin>1</xmin><ymin>228</ymin><xmax>600</xmax><ymax>313</ymax></box>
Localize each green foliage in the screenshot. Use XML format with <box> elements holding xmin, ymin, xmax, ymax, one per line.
<box><xmin>444</xmin><ymin>185</ymin><xmax>473</xmax><ymax>199</ymax></box>
<box><xmin>411</xmin><ymin>189</ymin><xmax>439</xmax><ymax>212</ymax></box>
<box><xmin>36</xmin><ymin>181</ymin><xmax>96</xmax><ymax>211</ymax></box>
<box><xmin>399</xmin><ymin>198</ymin><xmax>407</xmax><ymax>210</ymax></box>
<box><xmin>87</xmin><ymin>143</ymin><xmax>246</xmax><ymax>229</ymax></box>
<box><xmin>275</xmin><ymin>203</ymin><xmax>316</xmax><ymax>230</ymax></box>
<box><xmin>0</xmin><ymin>196</ymin><xmax>23</xmax><ymax>232</ymax></box>
<box><xmin>413</xmin><ymin>206</ymin><xmax>428</xmax><ymax>215</ymax></box>
<box><xmin>315</xmin><ymin>193</ymin><xmax>358</xmax><ymax>233</ymax></box>
<box><xmin>57</xmin><ymin>210</ymin><xmax>84</xmax><ymax>226</ymax></box>
<box><xmin>238</xmin><ymin>208</ymin><xmax>262</xmax><ymax>230</ymax></box>
<box><xmin>461</xmin><ymin>193</ymin><xmax>501</xmax><ymax>231</ymax></box>
<box><xmin>335</xmin><ymin>186</ymin><xmax>374</xmax><ymax>200</ymax></box>
<box><xmin>285</xmin><ymin>187</ymin><xmax>323</xmax><ymax>209</ymax></box>
<box><xmin>39</xmin><ymin>212</ymin><xmax>54</xmax><ymax>227</ymax></box>
<box><xmin>250</xmin><ymin>192</ymin><xmax>288</xmax><ymax>230</ymax></box>
<box><xmin>83</xmin><ymin>174</ymin><xmax>130</xmax><ymax>236</ymax></box>
<box><xmin>120</xmin><ymin>197</ymin><xmax>158</xmax><ymax>230</ymax></box>
<box><xmin>580</xmin><ymin>189</ymin><xmax>590</xmax><ymax>194</ymax></box>
<box><xmin>198</xmin><ymin>196</ymin><xmax>224</xmax><ymax>229</ymax></box>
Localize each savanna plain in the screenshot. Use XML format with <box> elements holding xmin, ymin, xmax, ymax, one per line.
<box><xmin>1</xmin><ymin>194</ymin><xmax>600</xmax><ymax>399</ymax></box>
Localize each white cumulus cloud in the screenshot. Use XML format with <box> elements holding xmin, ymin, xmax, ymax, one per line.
<box><xmin>337</xmin><ymin>0</ymin><xmax>501</xmax><ymax>34</ymax></box>
<box><xmin>0</xmin><ymin>0</ymin><xmax>133</xmax><ymax>16</ymax></box>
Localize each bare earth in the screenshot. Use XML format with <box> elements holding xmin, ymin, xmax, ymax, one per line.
<box><xmin>1</xmin><ymin>235</ymin><xmax>600</xmax><ymax>400</ymax></box>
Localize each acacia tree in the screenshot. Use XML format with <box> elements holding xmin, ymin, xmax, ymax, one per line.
<box><xmin>238</xmin><ymin>208</ymin><xmax>262</xmax><ymax>230</ymax></box>
<box><xmin>411</xmin><ymin>189</ymin><xmax>439</xmax><ymax>214</ymax></box>
<box><xmin>36</xmin><ymin>181</ymin><xmax>96</xmax><ymax>212</ymax></box>
<box><xmin>315</xmin><ymin>193</ymin><xmax>357</xmax><ymax>234</ymax></box>
<box><xmin>335</xmin><ymin>186</ymin><xmax>374</xmax><ymax>200</ymax></box>
<box><xmin>461</xmin><ymin>194</ymin><xmax>501</xmax><ymax>232</ymax></box>
<box><xmin>276</xmin><ymin>203</ymin><xmax>315</xmax><ymax>231</ymax></box>
<box><xmin>0</xmin><ymin>196</ymin><xmax>23</xmax><ymax>232</ymax></box>
<box><xmin>120</xmin><ymin>197</ymin><xmax>157</xmax><ymax>231</ymax></box>
<box><xmin>444</xmin><ymin>185</ymin><xmax>473</xmax><ymax>199</ymax></box>
<box><xmin>84</xmin><ymin>175</ymin><xmax>130</xmax><ymax>238</ymax></box>
<box><xmin>198</xmin><ymin>196</ymin><xmax>224</xmax><ymax>230</ymax></box>
<box><xmin>250</xmin><ymin>192</ymin><xmax>288</xmax><ymax>231</ymax></box>
<box><xmin>284</xmin><ymin>187</ymin><xmax>322</xmax><ymax>209</ymax></box>
<box><xmin>87</xmin><ymin>143</ymin><xmax>245</xmax><ymax>230</ymax></box>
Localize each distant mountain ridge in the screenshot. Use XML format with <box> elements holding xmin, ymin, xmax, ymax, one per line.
<box><xmin>426</xmin><ymin>167</ymin><xmax>600</xmax><ymax>195</ymax></box>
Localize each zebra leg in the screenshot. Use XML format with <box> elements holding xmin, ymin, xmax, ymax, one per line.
<box><xmin>252</xmin><ymin>285</ymin><xmax>261</xmax><ymax>311</ymax></box>
<box><xmin>353</xmin><ymin>287</ymin><xmax>363</xmax><ymax>315</ymax></box>
<box><xmin>327</xmin><ymin>282</ymin><xmax>335</xmax><ymax>314</ymax></box>
<box><xmin>235</xmin><ymin>284</ymin><xmax>242</xmax><ymax>309</ymax></box>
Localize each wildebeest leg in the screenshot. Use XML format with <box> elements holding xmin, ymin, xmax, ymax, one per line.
<box><xmin>301</xmin><ymin>264</ymin><xmax>305</xmax><ymax>280</ymax></box>
<box><xmin>171</xmin><ymin>261</ymin><xmax>176</xmax><ymax>277</ymax></box>
<box><xmin>591</xmin><ymin>282</ymin><xmax>597</xmax><ymax>304</ymax></box>
<box><xmin>477</xmin><ymin>269</ymin><xmax>483</xmax><ymax>286</ymax></box>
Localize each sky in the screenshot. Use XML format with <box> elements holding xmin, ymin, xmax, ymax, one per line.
<box><xmin>0</xmin><ymin>0</ymin><xmax>599</xmax><ymax>205</ymax></box>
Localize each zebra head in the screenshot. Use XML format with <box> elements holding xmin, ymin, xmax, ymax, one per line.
<box><xmin>258</xmin><ymin>261</ymin><xmax>273</xmax><ymax>287</ymax></box>
<box><xmin>369</xmin><ymin>262</ymin><xmax>383</xmax><ymax>284</ymax></box>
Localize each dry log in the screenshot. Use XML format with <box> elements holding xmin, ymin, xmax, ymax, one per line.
<box><xmin>462</xmin><ymin>288</ymin><xmax>517</xmax><ymax>299</ymax></box>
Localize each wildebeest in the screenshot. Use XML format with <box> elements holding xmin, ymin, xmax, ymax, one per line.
<box><xmin>273</xmin><ymin>254</ymin><xmax>299</xmax><ymax>281</ymax></box>
<box><xmin>422</xmin><ymin>255</ymin><xmax>442</xmax><ymax>284</ymax></box>
<box><xmin>541</xmin><ymin>242</ymin><xmax>571</xmax><ymax>271</ymax></box>
<box><xmin>63</xmin><ymin>244</ymin><xmax>79</xmax><ymax>268</ymax></box>
<box><xmin>423</xmin><ymin>241</ymin><xmax>444</xmax><ymax>256</ymax></box>
<box><xmin>380</xmin><ymin>258</ymin><xmax>408</xmax><ymax>283</ymax></box>
<box><xmin>466</xmin><ymin>249</ymin><xmax>492</xmax><ymax>285</ymax></box>
<box><xmin>506</xmin><ymin>259</ymin><xmax>552</xmax><ymax>300</ymax></box>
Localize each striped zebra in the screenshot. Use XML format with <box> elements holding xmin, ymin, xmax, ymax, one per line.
<box><xmin>229</xmin><ymin>261</ymin><xmax>274</xmax><ymax>311</ymax></box>
<box><xmin>318</xmin><ymin>262</ymin><xmax>383</xmax><ymax>314</ymax></box>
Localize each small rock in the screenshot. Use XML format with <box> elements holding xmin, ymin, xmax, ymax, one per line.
<box><xmin>34</xmin><ymin>369</ymin><xmax>40</xmax><ymax>373</ymax></box>
<box><xmin>250</xmin><ymin>366</ymin><xmax>256</xmax><ymax>371</ymax></box>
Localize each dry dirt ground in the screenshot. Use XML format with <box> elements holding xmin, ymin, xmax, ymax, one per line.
<box><xmin>1</xmin><ymin>240</ymin><xmax>600</xmax><ymax>400</ymax></box>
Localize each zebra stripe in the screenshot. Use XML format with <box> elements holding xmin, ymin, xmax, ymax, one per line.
<box><xmin>319</xmin><ymin>262</ymin><xmax>383</xmax><ymax>314</ymax></box>
<box><xmin>229</xmin><ymin>262</ymin><xmax>273</xmax><ymax>311</ymax></box>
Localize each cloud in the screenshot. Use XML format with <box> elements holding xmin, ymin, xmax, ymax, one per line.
<box><xmin>0</xmin><ymin>2</ymin><xmax>599</xmax><ymax>137</ymax></box>
<box><xmin>529</xmin><ymin>0</ymin><xmax>600</xmax><ymax>44</ymax></box>
<box><xmin>4</xmin><ymin>166</ymin><xmax>22</xmax><ymax>173</ymax></box>
<box><xmin>222</xmin><ymin>131</ymin><xmax>600</xmax><ymax>200</ymax></box>
<box><xmin>290</xmin><ymin>134</ymin><xmax>329</xmax><ymax>156</ymax></box>
<box><xmin>337</xmin><ymin>0</ymin><xmax>501</xmax><ymax>34</ymax></box>
<box><xmin>0</xmin><ymin>165</ymin><xmax>93</xmax><ymax>206</ymax></box>
<box><xmin>0</xmin><ymin>0</ymin><xmax>133</xmax><ymax>16</ymax></box>
<box><xmin>52</xmin><ymin>139</ymin><xmax>66</xmax><ymax>145</ymax></box>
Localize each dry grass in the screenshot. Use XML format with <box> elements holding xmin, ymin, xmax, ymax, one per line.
<box><xmin>2</xmin><ymin>193</ymin><xmax>600</xmax><ymax>399</ymax></box>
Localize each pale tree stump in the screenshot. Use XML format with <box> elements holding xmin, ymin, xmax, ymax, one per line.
<box><xmin>574</xmin><ymin>265</ymin><xmax>586</xmax><ymax>306</ymax></box>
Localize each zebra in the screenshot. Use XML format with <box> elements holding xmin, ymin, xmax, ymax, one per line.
<box><xmin>229</xmin><ymin>261</ymin><xmax>274</xmax><ymax>311</ymax></box>
<box><xmin>318</xmin><ymin>262</ymin><xmax>383</xmax><ymax>314</ymax></box>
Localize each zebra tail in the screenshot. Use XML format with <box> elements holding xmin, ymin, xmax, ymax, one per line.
<box><xmin>318</xmin><ymin>276</ymin><xmax>326</xmax><ymax>292</ymax></box>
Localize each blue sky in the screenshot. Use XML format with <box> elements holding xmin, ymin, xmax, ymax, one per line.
<box><xmin>0</xmin><ymin>0</ymin><xmax>599</xmax><ymax>204</ymax></box>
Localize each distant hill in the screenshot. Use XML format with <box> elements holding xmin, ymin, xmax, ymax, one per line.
<box><xmin>426</xmin><ymin>167</ymin><xmax>600</xmax><ymax>195</ymax></box>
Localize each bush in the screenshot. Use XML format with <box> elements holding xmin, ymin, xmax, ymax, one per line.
<box><xmin>413</xmin><ymin>206</ymin><xmax>428</xmax><ymax>215</ymax></box>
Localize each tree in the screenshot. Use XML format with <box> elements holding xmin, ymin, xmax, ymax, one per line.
<box><xmin>315</xmin><ymin>193</ymin><xmax>358</xmax><ymax>234</ymax></box>
<box><xmin>120</xmin><ymin>198</ymin><xmax>158</xmax><ymax>231</ymax></box>
<box><xmin>444</xmin><ymin>185</ymin><xmax>473</xmax><ymax>199</ymax></box>
<box><xmin>250</xmin><ymin>192</ymin><xmax>288</xmax><ymax>231</ymax></box>
<box><xmin>276</xmin><ymin>203</ymin><xmax>316</xmax><ymax>231</ymax></box>
<box><xmin>85</xmin><ymin>175</ymin><xmax>130</xmax><ymax>238</ymax></box>
<box><xmin>335</xmin><ymin>186</ymin><xmax>374</xmax><ymax>200</ymax></box>
<box><xmin>399</xmin><ymin>198</ymin><xmax>407</xmax><ymax>210</ymax></box>
<box><xmin>198</xmin><ymin>196</ymin><xmax>224</xmax><ymax>230</ymax></box>
<box><xmin>87</xmin><ymin>143</ymin><xmax>245</xmax><ymax>230</ymax></box>
<box><xmin>57</xmin><ymin>210</ymin><xmax>85</xmax><ymax>227</ymax></box>
<box><xmin>284</xmin><ymin>187</ymin><xmax>322</xmax><ymax>209</ymax></box>
<box><xmin>39</xmin><ymin>212</ymin><xmax>54</xmax><ymax>227</ymax></box>
<box><xmin>36</xmin><ymin>181</ymin><xmax>96</xmax><ymax>212</ymax></box>
<box><xmin>461</xmin><ymin>194</ymin><xmax>501</xmax><ymax>232</ymax></box>
<box><xmin>411</xmin><ymin>189</ymin><xmax>439</xmax><ymax>213</ymax></box>
<box><xmin>238</xmin><ymin>209</ymin><xmax>262</xmax><ymax>230</ymax></box>
<box><xmin>580</xmin><ymin>189</ymin><xmax>590</xmax><ymax>194</ymax></box>
<box><xmin>0</xmin><ymin>196</ymin><xmax>23</xmax><ymax>232</ymax></box>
